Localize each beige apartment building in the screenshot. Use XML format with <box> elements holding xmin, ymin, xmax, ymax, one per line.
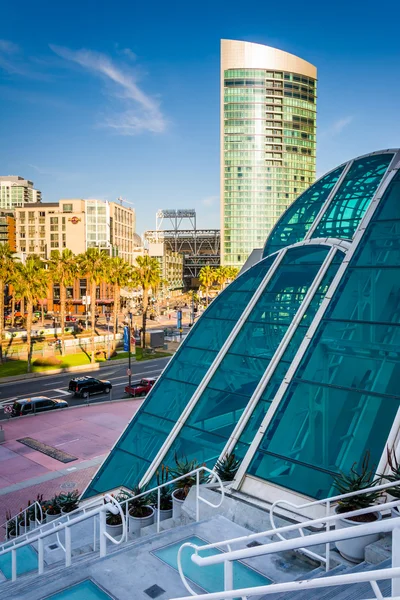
<box><xmin>15</xmin><ymin>199</ymin><xmax>137</xmax><ymax>263</ymax></box>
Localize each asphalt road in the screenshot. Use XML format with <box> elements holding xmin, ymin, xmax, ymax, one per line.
<box><xmin>0</xmin><ymin>356</ymin><xmax>170</xmax><ymax>420</ymax></box>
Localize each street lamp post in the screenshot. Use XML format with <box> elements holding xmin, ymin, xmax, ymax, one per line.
<box><xmin>128</xmin><ymin>311</ymin><xmax>133</xmax><ymax>389</ymax></box>
<box><xmin>106</xmin><ymin>312</ymin><xmax>111</xmax><ymax>360</ymax></box>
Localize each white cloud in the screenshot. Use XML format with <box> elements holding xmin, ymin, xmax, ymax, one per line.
<box><xmin>49</xmin><ymin>44</ymin><xmax>167</xmax><ymax>135</ymax></box>
<box><xmin>322</xmin><ymin>116</ymin><xmax>354</xmax><ymax>138</ymax></box>
<box><xmin>201</xmin><ymin>195</ymin><xmax>219</xmax><ymax>207</ymax></box>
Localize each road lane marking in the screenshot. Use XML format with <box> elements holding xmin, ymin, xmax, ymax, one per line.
<box><xmin>44</xmin><ymin>380</ymin><xmax>64</xmax><ymax>386</ymax></box>
<box><xmin>54</xmin><ymin>388</ymin><xmax>70</xmax><ymax>396</ymax></box>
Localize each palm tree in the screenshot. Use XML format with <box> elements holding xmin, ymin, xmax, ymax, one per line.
<box><xmin>106</xmin><ymin>257</ymin><xmax>133</xmax><ymax>352</ymax></box>
<box><xmin>15</xmin><ymin>257</ymin><xmax>48</xmax><ymax>372</ymax></box>
<box><xmin>78</xmin><ymin>248</ymin><xmax>108</xmax><ymax>363</ymax></box>
<box><xmin>0</xmin><ymin>244</ymin><xmax>17</xmax><ymax>362</ymax></box>
<box><xmin>198</xmin><ymin>265</ymin><xmax>217</xmax><ymax>306</ymax></box>
<box><xmin>48</xmin><ymin>249</ymin><xmax>78</xmax><ymax>356</ymax></box>
<box><xmin>215</xmin><ymin>266</ymin><xmax>229</xmax><ymax>292</ymax></box>
<box><xmin>132</xmin><ymin>255</ymin><xmax>161</xmax><ymax>348</ymax></box>
<box><xmin>225</xmin><ymin>266</ymin><xmax>240</xmax><ymax>282</ymax></box>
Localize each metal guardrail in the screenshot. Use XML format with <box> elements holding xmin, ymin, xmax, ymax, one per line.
<box><xmin>172</xmin><ymin>479</ymin><xmax>400</xmax><ymax>600</ymax></box>
<box><xmin>0</xmin><ymin>467</ymin><xmax>224</xmax><ymax>583</ymax></box>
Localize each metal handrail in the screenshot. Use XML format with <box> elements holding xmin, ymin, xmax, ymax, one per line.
<box><xmin>2</xmin><ymin>501</ymin><xmax>43</xmax><ymax>542</ymax></box>
<box><xmin>172</xmin><ymin>516</ymin><xmax>400</xmax><ymax>600</ymax></box>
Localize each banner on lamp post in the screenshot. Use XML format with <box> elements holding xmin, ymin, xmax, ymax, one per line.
<box><xmin>123</xmin><ymin>326</ymin><xmax>130</xmax><ymax>351</ymax></box>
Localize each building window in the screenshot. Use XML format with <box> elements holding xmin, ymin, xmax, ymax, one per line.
<box><xmin>63</xmin><ymin>204</ymin><xmax>73</xmax><ymax>213</ymax></box>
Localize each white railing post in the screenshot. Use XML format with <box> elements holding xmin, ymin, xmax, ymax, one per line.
<box><xmin>93</xmin><ymin>515</ymin><xmax>97</xmax><ymax>550</ymax></box>
<box><xmin>325</xmin><ymin>500</ymin><xmax>331</xmax><ymax>572</ymax></box>
<box><xmin>392</xmin><ymin>525</ymin><xmax>400</xmax><ymax>596</ymax></box>
<box><xmin>196</xmin><ymin>470</ymin><xmax>200</xmax><ymax>522</ymax></box>
<box><xmin>65</xmin><ymin>527</ymin><xmax>72</xmax><ymax>567</ymax></box>
<box><xmin>11</xmin><ymin>548</ymin><xmax>17</xmax><ymax>582</ymax></box>
<box><xmin>99</xmin><ymin>510</ymin><xmax>107</xmax><ymax>558</ymax></box>
<box><xmin>38</xmin><ymin>537</ymin><xmax>44</xmax><ymax>575</ymax></box>
<box><xmin>224</xmin><ymin>560</ymin><xmax>233</xmax><ymax>591</ymax></box>
<box><xmin>157</xmin><ymin>488</ymin><xmax>161</xmax><ymax>533</ymax></box>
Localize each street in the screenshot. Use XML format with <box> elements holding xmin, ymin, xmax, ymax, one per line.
<box><xmin>0</xmin><ymin>356</ymin><xmax>170</xmax><ymax>420</ymax></box>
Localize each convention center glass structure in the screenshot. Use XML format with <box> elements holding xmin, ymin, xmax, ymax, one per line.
<box><xmin>83</xmin><ymin>149</ymin><xmax>400</xmax><ymax>503</ymax></box>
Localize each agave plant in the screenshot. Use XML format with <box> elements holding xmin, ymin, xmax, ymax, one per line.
<box><xmin>168</xmin><ymin>454</ymin><xmax>206</xmax><ymax>501</ymax></box>
<box><xmin>156</xmin><ymin>464</ymin><xmax>173</xmax><ymax>511</ymax></box>
<box><xmin>214</xmin><ymin>454</ymin><xmax>241</xmax><ymax>482</ymax></box>
<box><xmin>57</xmin><ymin>489</ymin><xmax>80</xmax><ymax>513</ymax></box>
<box><xmin>128</xmin><ymin>486</ymin><xmax>153</xmax><ymax>518</ymax></box>
<box><xmin>378</xmin><ymin>446</ymin><xmax>400</xmax><ymax>500</ymax></box>
<box><xmin>333</xmin><ymin>451</ymin><xmax>382</xmax><ymax>521</ymax></box>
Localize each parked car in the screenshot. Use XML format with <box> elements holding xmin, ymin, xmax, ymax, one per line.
<box><xmin>68</xmin><ymin>377</ymin><xmax>112</xmax><ymax>398</ymax></box>
<box><xmin>65</xmin><ymin>315</ymin><xmax>76</xmax><ymax>322</ymax></box>
<box><xmin>11</xmin><ymin>396</ymin><xmax>68</xmax><ymax>417</ymax></box>
<box><xmin>125</xmin><ymin>377</ymin><xmax>157</xmax><ymax>397</ymax></box>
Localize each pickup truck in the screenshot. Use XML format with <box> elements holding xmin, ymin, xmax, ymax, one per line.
<box><xmin>125</xmin><ymin>377</ymin><xmax>157</xmax><ymax>397</ymax></box>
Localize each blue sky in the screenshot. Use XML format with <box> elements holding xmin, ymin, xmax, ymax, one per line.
<box><xmin>1</xmin><ymin>0</ymin><xmax>400</xmax><ymax>235</ymax></box>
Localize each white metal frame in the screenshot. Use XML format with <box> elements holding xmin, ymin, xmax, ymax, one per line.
<box><xmin>173</xmin><ymin>479</ymin><xmax>400</xmax><ymax>600</ymax></box>
<box><xmin>139</xmin><ymin>250</ymin><xmax>287</xmax><ymax>488</ymax></box>
<box><xmin>233</xmin><ymin>154</ymin><xmax>400</xmax><ymax>501</ymax></box>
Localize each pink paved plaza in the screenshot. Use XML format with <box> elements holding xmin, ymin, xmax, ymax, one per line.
<box><xmin>0</xmin><ymin>399</ymin><xmax>142</xmax><ymax>535</ymax></box>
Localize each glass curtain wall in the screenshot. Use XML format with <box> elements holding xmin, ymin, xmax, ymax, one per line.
<box><xmin>248</xmin><ymin>170</ymin><xmax>400</xmax><ymax>499</ymax></box>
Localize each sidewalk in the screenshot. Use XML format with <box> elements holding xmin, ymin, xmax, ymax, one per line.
<box><xmin>0</xmin><ymin>399</ymin><xmax>143</xmax><ymax>535</ymax></box>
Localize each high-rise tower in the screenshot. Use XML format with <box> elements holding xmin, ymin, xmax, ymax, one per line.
<box><xmin>221</xmin><ymin>39</ymin><xmax>317</xmax><ymax>268</ymax></box>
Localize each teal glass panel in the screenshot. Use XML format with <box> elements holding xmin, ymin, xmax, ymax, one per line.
<box><xmin>208</xmin><ymin>353</ymin><xmax>271</xmax><ymax>396</ymax></box>
<box><xmin>187</xmin><ymin>316</ymin><xmax>237</xmax><ymax>351</ymax></box>
<box><xmin>82</xmin><ymin>248</ymin><xmax>274</xmax><ymax>498</ymax></box>
<box><xmin>351</xmin><ymin>220</ymin><xmax>400</xmax><ymax>267</ymax></box>
<box><xmin>313</xmin><ymin>153</ymin><xmax>393</xmax><ymax>240</ymax></box>
<box><xmin>329</xmin><ymin>267</ymin><xmax>400</xmax><ymax>323</ymax></box>
<box><xmin>248</xmin><ymin>163</ymin><xmax>400</xmax><ymax>499</ymax></box>
<box><xmin>249</xmin><ymin>452</ymin><xmax>335</xmax><ymax>499</ymax></box>
<box><xmin>375</xmin><ymin>174</ymin><xmax>400</xmax><ymax>220</ymax></box>
<box><xmin>167</xmin><ymin>347</ymin><xmax>218</xmax><ymax>385</ymax></box>
<box><xmin>187</xmin><ymin>388</ymin><xmax>248</xmax><ymax>436</ymax></box>
<box><xmin>238</xmin><ymin>400</ymin><xmax>272</xmax><ymax>446</ymax></box>
<box><xmin>249</xmin><ymin>380</ymin><xmax>399</xmax><ymax>499</ymax></box>
<box><xmin>263</xmin><ymin>166</ymin><xmax>344</xmax><ymax>257</ymax></box>
<box><xmin>90</xmin><ymin>448</ymin><xmax>151</xmax><ymax>495</ymax></box>
<box><xmin>298</xmin><ymin>321</ymin><xmax>400</xmax><ymax>396</ymax></box>
<box><xmin>142</xmin><ymin>378</ymin><xmax>197</xmax><ymax>421</ymax></box>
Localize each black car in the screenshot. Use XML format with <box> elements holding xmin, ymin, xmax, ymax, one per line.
<box><xmin>12</xmin><ymin>396</ymin><xmax>68</xmax><ymax>417</ymax></box>
<box><xmin>68</xmin><ymin>377</ymin><xmax>112</xmax><ymax>398</ymax></box>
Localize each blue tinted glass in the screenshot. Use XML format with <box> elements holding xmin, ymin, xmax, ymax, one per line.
<box><xmin>248</xmin><ymin>164</ymin><xmax>400</xmax><ymax>499</ymax></box>
<box><xmin>209</xmin><ymin>353</ymin><xmax>271</xmax><ymax>397</ymax></box>
<box><xmin>239</xmin><ymin>400</ymin><xmax>272</xmax><ymax>446</ymax></box>
<box><xmin>82</xmin><ymin>244</ymin><xmax>272</xmax><ymax>498</ymax></box>
<box><xmin>263</xmin><ymin>166</ymin><xmax>344</xmax><ymax>257</ymax></box>
<box><xmin>313</xmin><ymin>153</ymin><xmax>393</xmax><ymax>240</ymax></box>
<box><xmin>375</xmin><ymin>174</ymin><xmax>400</xmax><ymax>221</ymax></box>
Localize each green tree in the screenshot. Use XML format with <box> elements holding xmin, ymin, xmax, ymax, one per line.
<box><xmin>106</xmin><ymin>257</ymin><xmax>133</xmax><ymax>352</ymax></box>
<box><xmin>0</xmin><ymin>244</ymin><xmax>17</xmax><ymax>362</ymax></box>
<box><xmin>215</xmin><ymin>266</ymin><xmax>229</xmax><ymax>291</ymax></box>
<box><xmin>132</xmin><ymin>255</ymin><xmax>161</xmax><ymax>348</ymax></box>
<box><xmin>198</xmin><ymin>265</ymin><xmax>216</xmax><ymax>306</ymax></box>
<box><xmin>78</xmin><ymin>248</ymin><xmax>108</xmax><ymax>363</ymax></box>
<box><xmin>15</xmin><ymin>257</ymin><xmax>48</xmax><ymax>372</ymax></box>
<box><xmin>225</xmin><ymin>266</ymin><xmax>240</xmax><ymax>282</ymax></box>
<box><xmin>48</xmin><ymin>249</ymin><xmax>78</xmax><ymax>356</ymax></box>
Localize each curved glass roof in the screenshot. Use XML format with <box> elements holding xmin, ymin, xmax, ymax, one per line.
<box><xmin>263</xmin><ymin>152</ymin><xmax>393</xmax><ymax>258</ymax></box>
<box><xmin>83</xmin><ymin>149</ymin><xmax>399</xmax><ymax>503</ymax></box>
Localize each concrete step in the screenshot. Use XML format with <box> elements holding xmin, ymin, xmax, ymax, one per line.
<box><xmin>365</xmin><ymin>533</ymin><xmax>392</xmax><ymax>564</ymax></box>
<box><xmin>263</xmin><ymin>564</ymin><xmax>349</xmax><ymax>600</ymax></box>
<box><xmin>140</xmin><ymin>516</ymin><xmax>177</xmax><ymax>537</ymax></box>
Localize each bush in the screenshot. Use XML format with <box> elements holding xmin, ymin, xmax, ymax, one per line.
<box><xmin>33</xmin><ymin>357</ymin><xmax>62</xmax><ymax>367</ymax></box>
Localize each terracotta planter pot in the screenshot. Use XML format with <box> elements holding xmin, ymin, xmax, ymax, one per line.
<box><xmin>106</xmin><ymin>521</ymin><xmax>123</xmax><ymax>539</ymax></box>
<box><xmin>335</xmin><ymin>509</ymin><xmax>382</xmax><ymax>562</ymax></box>
<box><xmin>128</xmin><ymin>505</ymin><xmax>154</xmax><ymax>534</ymax></box>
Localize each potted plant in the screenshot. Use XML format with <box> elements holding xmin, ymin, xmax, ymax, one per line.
<box><xmin>333</xmin><ymin>452</ymin><xmax>383</xmax><ymax>562</ymax></box>
<box><xmin>156</xmin><ymin>465</ymin><xmax>173</xmax><ymax>521</ymax></box>
<box><xmin>28</xmin><ymin>494</ymin><xmax>44</xmax><ymax>530</ymax></box>
<box><xmin>380</xmin><ymin>447</ymin><xmax>400</xmax><ymax>517</ymax></box>
<box><xmin>169</xmin><ymin>454</ymin><xmax>206</xmax><ymax>519</ymax></box>
<box><xmin>128</xmin><ymin>486</ymin><xmax>154</xmax><ymax>534</ymax></box>
<box><xmin>18</xmin><ymin>509</ymin><xmax>29</xmax><ymax>535</ymax></box>
<box><xmin>45</xmin><ymin>495</ymin><xmax>62</xmax><ymax>523</ymax></box>
<box><xmin>105</xmin><ymin>494</ymin><xmax>125</xmax><ymax>539</ymax></box>
<box><xmin>4</xmin><ymin>511</ymin><xmax>18</xmax><ymax>539</ymax></box>
<box><xmin>58</xmin><ymin>490</ymin><xmax>80</xmax><ymax>515</ymax></box>
<box><xmin>214</xmin><ymin>453</ymin><xmax>241</xmax><ymax>482</ymax></box>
